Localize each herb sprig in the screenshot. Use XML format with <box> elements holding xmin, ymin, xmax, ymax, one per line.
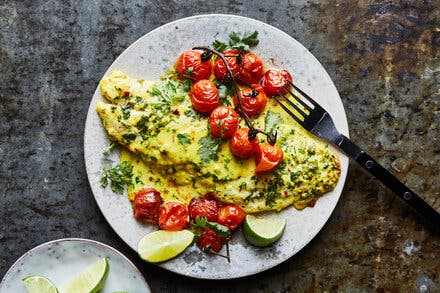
<box><xmin>212</xmin><ymin>30</ymin><xmax>259</xmax><ymax>52</ymax></box>
<box><xmin>100</xmin><ymin>161</ymin><xmax>134</xmax><ymax>194</ymax></box>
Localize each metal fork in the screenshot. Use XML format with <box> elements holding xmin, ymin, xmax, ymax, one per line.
<box><xmin>274</xmin><ymin>80</ymin><xmax>440</xmax><ymax>226</ymax></box>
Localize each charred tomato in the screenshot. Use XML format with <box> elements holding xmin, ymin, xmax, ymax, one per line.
<box><xmin>229</xmin><ymin>128</ymin><xmax>259</xmax><ymax>159</ymax></box>
<box><xmin>133</xmin><ymin>188</ymin><xmax>163</xmax><ymax>223</ymax></box>
<box><xmin>213</xmin><ymin>48</ymin><xmax>241</xmax><ymax>80</ymax></box>
<box><xmin>208</xmin><ymin>106</ymin><xmax>239</xmax><ymax>139</ymax></box>
<box><xmin>255</xmin><ymin>143</ymin><xmax>284</xmax><ymax>174</ymax></box>
<box><xmin>237</xmin><ymin>52</ymin><xmax>264</xmax><ymax>85</ymax></box>
<box><xmin>197</xmin><ymin>228</ymin><xmax>226</xmax><ymax>253</ymax></box>
<box><xmin>175</xmin><ymin>50</ymin><xmax>212</xmax><ymax>80</ymax></box>
<box><xmin>189</xmin><ymin>79</ymin><xmax>220</xmax><ymax>114</ymax></box>
<box><xmin>158</xmin><ymin>201</ymin><xmax>189</xmax><ymax>231</ymax></box>
<box><xmin>217</xmin><ymin>205</ymin><xmax>246</xmax><ymax>231</ymax></box>
<box><xmin>188</xmin><ymin>197</ymin><xmax>219</xmax><ymax>222</ymax></box>
<box><xmin>233</xmin><ymin>85</ymin><xmax>267</xmax><ymax>117</ymax></box>
<box><xmin>260</xmin><ymin>68</ymin><xmax>293</xmax><ymax>97</ymax></box>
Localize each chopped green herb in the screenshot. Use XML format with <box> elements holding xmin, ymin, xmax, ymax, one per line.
<box><xmin>122</xmin><ymin>133</ymin><xmax>136</xmax><ymax>141</ymax></box>
<box><xmin>122</xmin><ymin>107</ymin><xmax>131</xmax><ymax>120</ymax></box>
<box><xmin>198</xmin><ymin>135</ymin><xmax>222</xmax><ymax>163</ymax></box>
<box><xmin>149</xmin><ymin>73</ymin><xmax>191</xmax><ymax>109</ymax></box>
<box><xmin>100</xmin><ymin>161</ymin><xmax>133</xmax><ymax>194</ymax></box>
<box><xmin>177</xmin><ymin>133</ymin><xmax>191</xmax><ymax>146</ymax></box>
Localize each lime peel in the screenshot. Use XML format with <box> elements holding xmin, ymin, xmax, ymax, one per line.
<box><xmin>59</xmin><ymin>257</ymin><xmax>109</xmax><ymax>293</ymax></box>
<box><xmin>243</xmin><ymin>214</ymin><xmax>286</xmax><ymax>247</ymax></box>
<box><xmin>22</xmin><ymin>275</ymin><xmax>58</xmax><ymax>293</ymax></box>
<box><xmin>138</xmin><ymin>229</ymin><xmax>194</xmax><ymax>263</ymax></box>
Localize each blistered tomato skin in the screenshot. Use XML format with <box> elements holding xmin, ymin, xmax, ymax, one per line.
<box><xmin>217</xmin><ymin>205</ymin><xmax>246</xmax><ymax>231</ymax></box>
<box><xmin>208</xmin><ymin>106</ymin><xmax>239</xmax><ymax>139</ymax></box>
<box><xmin>237</xmin><ymin>52</ymin><xmax>264</xmax><ymax>85</ymax></box>
<box><xmin>229</xmin><ymin>128</ymin><xmax>259</xmax><ymax>159</ymax></box>
<box><xmin>133</xmin><ymin>188</ymin><xmax>163</xmax><ymax>223</ymax></box>
<box><xmin>233</xmin><ymin>85</ymin><xmax>267</xmax><ymax>117</ymax></box>
<box><xmin>189</xmin><ymin>79</ymin><xmax>220</xmax><ymax>114</ymax></box>
<box><xmin>158</xmin><ymin>201</ymin><xmax>189</xmax><ymax>231</ymax></box>
<box><xmin>213</xmin><ymin>49</ymin><xmax>241</xmax><ymax>80</ymax></box>
<box><xmin>197</xmin><ymin>228</ymin><xmax>226</xmax><ymax>253</ymax></box>
<box><xmin>188</xmin><ymin>197</ymin><xmax>219</xmax><ymax>222</ymax></box>
<box><xmin>175</xmin><ymin>50</ymin><xmax>212</xmax><ymax>80</ymax></box>
<box><xmin>255</xmin><ymin>143</ymin><xmax>284</xmax><ymax>174</ymax></box>
<box><xmin>260</xmin><ymin>68</ymin><xmax>293</xmax><ymax>97</ymax></box>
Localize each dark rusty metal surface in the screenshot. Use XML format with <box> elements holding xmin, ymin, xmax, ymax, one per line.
<box><xmin>0</xmin><ymin>1</ymin><xmax>438</xmax><ymax>292</ymax></box>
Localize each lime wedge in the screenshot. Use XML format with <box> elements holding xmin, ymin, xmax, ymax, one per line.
<box><xmin>22</xmin><ymin>275</ymin><xmax>58</xmax><ymax>293</ymax></box>
<box><xmin>59</xmin><ymin>258</ymin><xmax>109</xmax><ymax>293</ymax></box>
<box><xmin>243</xmin><ymin>214</ymin><xmax>286</xmax><ymax>247</ymax></box>
<box><xmin>138</xmin><ymin>230</ymin><xmax>194</xmax><ymax>263</ymax></box>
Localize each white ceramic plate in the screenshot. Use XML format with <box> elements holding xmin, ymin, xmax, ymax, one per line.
<box><xmin>0</xmin><ymin>238</ymin><xmax>150</xmax><ymax>292</ymax></box>
<box><xmin>84</xmin><ymin>14</ymin><xmax>349</xmax><ymax>279</ymax></box>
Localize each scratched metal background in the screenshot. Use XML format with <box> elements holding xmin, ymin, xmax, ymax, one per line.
<box><xmin>0</xmin><ymin>1</ymin><xmax>439</xmax><ymax>292</ymax></box>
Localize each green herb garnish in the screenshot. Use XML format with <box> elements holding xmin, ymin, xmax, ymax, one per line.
<box><xmin>198</xmin><ymin>135</ymin><xmax>222</xmax><ymax>163</ymax></box>
<box><xmin>100</xmin><ymin>161</ymin><xmax>133</xmax><ymax>194</ymax></box>
<box><xmin>265</xmin><ymin>110</ymin><xmax>283</xmax><ymax>137</ymax></box>
<box><xmin>190</xmin><ymin>216</ymin><xmax>231</xmax><ymax>238</ymax></box>
<box><xmin>228</xmin><ymin>30</ymin><xmax>259</xmax><ymax>51</ymax></box>
<box><xmin>212</xmin><ymin>30</ymin><xmax>259</xmax><ymax>52</ymax></box>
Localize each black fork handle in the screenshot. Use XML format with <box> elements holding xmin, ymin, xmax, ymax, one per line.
<box><xmin>335</xmin><ymin>134</ymin><xmax>440</xmax><ymax>226</ymax></box>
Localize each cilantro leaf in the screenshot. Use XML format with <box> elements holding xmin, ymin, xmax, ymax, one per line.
<box><xmin>190</xmin><ymin>216</ymin><xmax>231</xmax><ymax>238</ymax></box>
<box><xmin>212</xmin><ymin>39</ymin><xmax>228</xmax><ymax>52</ymax></box>
<box><xmin>228</xmin><ymin>30</ymin><xmax>259</xmax><ymax>51</ymax></box>
<box><xmin>177</xmin><ymin>133</ymin><xmax>191</xmax><ymax>146</ymax></box>
<box><xmin>149</xmin><ymin>74</ymin><xmax>192</xmax><ymax>107</ymax></box>
<box><xmin>265</xmin><ymin>110</ymin><xmax>283</xmax><ymax>136</ymax></box>
<box><xmin>198</xmin><ymin>135</ymin><xmax>222</xmax><ymax>163</ymax></box>
<box><xmin>207</xmin><ymin>222</ymin><xmax>231</xmax><ymax>237</ymax></box>
<box><xmin>100</xmin><ymin>161</ymin><xmax>133</xmax><ymax>194</ymax></box>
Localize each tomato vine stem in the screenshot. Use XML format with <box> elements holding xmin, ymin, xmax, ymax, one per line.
<box><xmin>193</xmin><ymin>46</ymin><xmax>277</xmax><ymax>145</ymax></box>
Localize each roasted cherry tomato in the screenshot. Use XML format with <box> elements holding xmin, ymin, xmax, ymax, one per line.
<box><xmin>189</xmin><ymin>79</ymin><xmax>220</xmax><ymax>114</ymax></box>
<box><xmin>255</xmin><ymin>143</ymin><xmax>284</xmax><ymax>174</ymax></box>
<box><xmin>158</xmin><ymin>201</ymin><xmax>189</xmax><ymax>231</ymax></box>
<box><xmin>260</xmin><ymin>68</ymin><xmax>293</xmax><ymax>96</ymax></box>
<box><xmin>133</xmin><ymin>188</ymin><xmax>163</xmax><ymax>223</ymax></box>
<box><xmin>175</xmin><ymin>50</ymin><xmax>212</xmax><ymax>80</ymax></box>
<box><xmin>208</xmin><ymin>106</ymin><xmax>239</xmax><ymax>139</ymax></box>
<box><xmin>197</xmin><ymin>228</ymin><xmax>226</xmax><ymax>253</ymax></box>
<box><xmin>229</xmin><ymin>128</ymin><xmax>259</xmax><ymax>159</ymax></box>
<box><xmin>188</xmin><ymin>197</ymin><xmax>219</xmax><ymax>222</ymax></box>
<box><xmin>213</xmin><ymin>48</ymin><xmax>241</xmax><ymax>80</ymax></box>
<box><xmin>237</xmin><ymin>52</ymin><xmax>264</xmax><ymax>85</ymax></box>
<box><xmin>217</xmin><ymin>205</ymin><xmax>246</xmax><ymax>231</ymax></box>
<box><xmin>233</xmin><ymin>85</ymin><xmax>267</xmax><ymax>117</ymax></box>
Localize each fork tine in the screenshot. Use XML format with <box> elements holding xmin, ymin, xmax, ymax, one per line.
<box><xmin>273</xmin><ymin>95</ymin><xmax>304</xmax><ymax>124</ymax></box>
<box><xmin>282</xmin><ymin>85</ymin><xmax>312</xmax><ymax>112</ymax></box>
<box><xmin>278</xmin><ymin>92</ymin><xmax>308</xmax><ymax>118</ymax></box>
<box><xmin>287</xmin><ymin>80</ymin><xmax>319</xmax><ymax>109</ymax></box>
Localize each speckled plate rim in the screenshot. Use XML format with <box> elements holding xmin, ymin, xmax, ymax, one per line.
<box><xmin>84</xmin><ymin>14</ymin><xmax>349</xmax><ymax>279</ymax></box>
<box><xmin>0</xmin><ymin>238</ymin><xmax>150</xmax><ymax>292</ymax></box>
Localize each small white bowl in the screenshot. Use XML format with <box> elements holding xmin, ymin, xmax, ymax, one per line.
<box><xmin>0</xmin><ymin>238</ymin><xmax>150</xmax><ymax>293</ymax></box>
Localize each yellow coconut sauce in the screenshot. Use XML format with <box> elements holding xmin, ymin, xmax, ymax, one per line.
<box><xmin>97</xmin><ymin>70</ymin><xmax>340</xmax><ymax>213</ymax></box>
